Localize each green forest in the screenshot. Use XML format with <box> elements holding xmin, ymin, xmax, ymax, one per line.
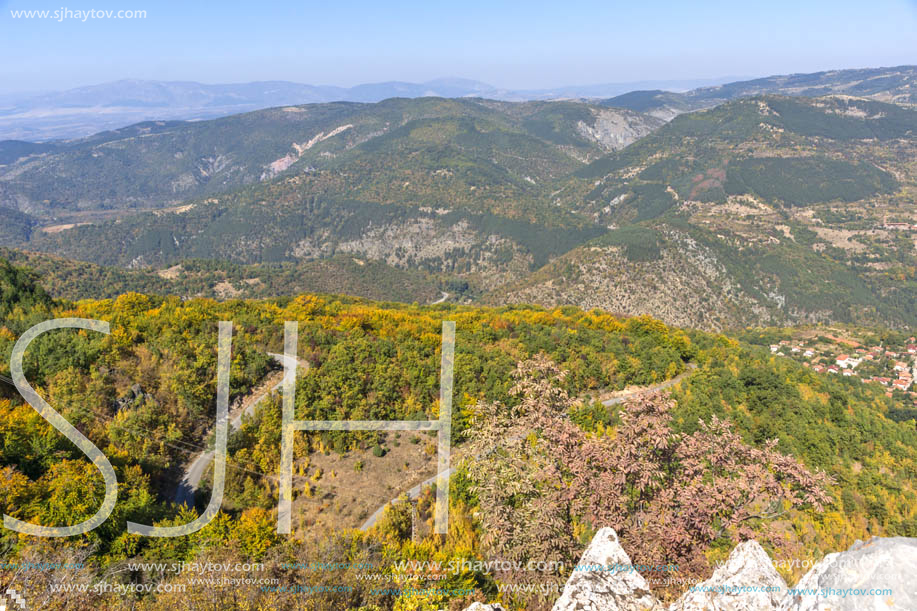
<box><xmin>2</xmin><ymin>257</ymin><xmax>917</xmax><ymax>609</ymax></box>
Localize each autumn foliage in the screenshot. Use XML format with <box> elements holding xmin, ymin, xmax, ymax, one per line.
<box><xmin>464</xmin><ymin>354</ymin><xmax>833</xmax><ymax>594</ymax></box>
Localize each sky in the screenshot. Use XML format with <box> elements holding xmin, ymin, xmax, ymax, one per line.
<box><xmin>0</xmin><ymin>0</ymin><xmax>916</xmax><ymax>94</ymax></box>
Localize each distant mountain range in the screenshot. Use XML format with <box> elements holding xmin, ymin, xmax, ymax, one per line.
<box><xmin>2</xmin><ymin>65</ymin><xmax>916</xmax><ymax>331</ymax></box>
<box><xmin>0</xmin><ymin>76</ymin><xmax>742</xmax><ymax>141</ymax></box>
<box><xmin>2</xmin><ymin>66</ymin><xmax>914</xmax><ymax>142</ymax></box>
<box><xmin>0</xmin><ymin>97</ymin><xmax>661</xmax><ymax>220</ymax></box>
<box><xmin>604</xmin><ymin>65</ymin><xmax>917</xmax><ymax>120</ymax></box>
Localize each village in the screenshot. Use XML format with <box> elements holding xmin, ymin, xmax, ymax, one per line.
<box><xmin>770</xmin><ymin>333</ymin><xmax>917</xmax><ymax>405</ymax></box>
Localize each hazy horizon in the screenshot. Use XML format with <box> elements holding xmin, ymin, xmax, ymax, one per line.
<box><xmin>1</xmin><ymin>0</ymin><xmax>915</xmax><ymax>95</ymax></box>
<box><xmin>0</xmin><ymin>72</ymin><xmax>760</xmax><ymax>98</ymax></box>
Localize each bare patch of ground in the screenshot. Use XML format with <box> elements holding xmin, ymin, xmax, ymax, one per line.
<box><xmin>152</xmin><ymin>204</ymin><xmax>194</xmax><ymax>216</ymax></box>
<box><xmin>290</xmin><ymin>432</ymin><xmax>440</xmax><ymax>539</ymax></box>
<box><xmin>157</xmin><ymin>264</ymin><xmax>183</xmax><ymax>279</ymax></box>
<box><xmin>213</xmin><ymin>281</ymin><xmax>242</xmax><ymax>298</ymax></box>
<box><xmin>39</xmin><ymin>222</ymin><xmax>90</xmax><ymax>234</ymax></box>
<box><xmin>809</xmin><ymin>227</ymin><xmax>868</xmax><ymax>252</ymax></box>
<box><xmin>775</xmin><ymin>225</ymin><xmax>795</xmax><ymax>241</ymax></box>
<box><xmin>721</xmin><ymin>195</ymin><xmax>771</xmax><ymax>216</ymax></box>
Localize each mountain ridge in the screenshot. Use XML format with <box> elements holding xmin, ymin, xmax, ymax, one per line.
<box><xmin>0</xmin><ymin>75</ymin><xmax>738</xmax><ymax>141</ymax></box>
<box><xmin>0</xmin><ymin>97</ymin><xmax>661</xmax><ymax>220</ymax></box>
<box><xmin>603</xmin><ymin>64</ymin><xmax>917</xmax><ymax>119</ymax></box>
<box><xmin>2</xmin><ymin>72</ymin><xmax>916</xmax><ymax>331</ymax></box>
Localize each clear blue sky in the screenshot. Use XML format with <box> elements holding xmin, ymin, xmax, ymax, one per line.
<box><xmin>1</xmin><ymin>0</ymin><xmax>915</xmax><ymax>93</ymax></box>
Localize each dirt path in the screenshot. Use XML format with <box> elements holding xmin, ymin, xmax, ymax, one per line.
<box><xmin>359</xmin><ymin>363</ymin><xmax>697</xmax><ymax>530</ymax></box>
<box><xmin>599</xmin><ymin>363</ymin><xmax>697</xmax><ymax>406</ymax></box>
<box><xmin>174</xmin><ymin>352</ymin><xmax>308</xmax><ymax>507</ymax></box>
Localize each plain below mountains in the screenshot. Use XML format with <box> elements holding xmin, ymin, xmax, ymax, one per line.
<box><xmin>0</xmin><ymin>75</ymin><xmax>734</xmax><ymax>141</ymax></box>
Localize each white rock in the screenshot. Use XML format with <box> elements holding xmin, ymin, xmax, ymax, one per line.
<box><xmin>669</xmin><ymin>540</ymin><xmax>786</xmax><ymax>611</ymax></box>
<box><xmin>552</xmin><ymin>527</ymin><xmax>662</xmax><ymax>611</ymax></box>
<box><xmin>463</xmin><ymin>604</ymin><xmax>506</xmax><ymax>611</ymax></box>
<box><xmin>777</xmin><ymin>537</ymin><xmax>917</xmax><ymax>611</ymax></box>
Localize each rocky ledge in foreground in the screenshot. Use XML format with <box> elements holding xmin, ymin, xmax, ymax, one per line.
<box><xmin>465</xmin><ymin>528</ymin><xmax>917</xmax><ymax>611</ymax></box>
<box><xmin>776</xmin><ymin>536</ymin><xmax>917</xmax><ymax>611</ymax></box>
<box><xmin>551</xmin><ymin>528</ymin><xmax>662</xmax><ymax>611</ymax></box>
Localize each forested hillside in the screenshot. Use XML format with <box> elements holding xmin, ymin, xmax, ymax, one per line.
<box><xmin>603</xmin><ymin>65</ymin><xmax>917</xmax><ymax>119</ymax></box>
<box><xmin>1</xmin><ymin>260</ymin><xmax>916</xmax><ymax>609</ymax></box>
<box><xmin>0</xmin><ymin>248</ymin><xmax>449</xmax><ymax>304</ymax></box>
<box><xmin>492</xmin><ymin>95</ymin><xmax>917</xmax><ymax>330</ymax></box>
<box><xmin>3</xmin><ymin>76</ymin><xmax>917</xmax><ymax>333</ymax></box>
<box><xmin>0</xmin><ymin>97</ymin><xmax>659</xmax><ymax>220</ymax></box>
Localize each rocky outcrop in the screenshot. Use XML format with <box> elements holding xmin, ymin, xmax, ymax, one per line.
<box><xmin>551</xmin><ymin>527</ymin><xmax>662</xmax><ymax>611</ymax></box>
<box><xmin>670</xmin><ymin>540</ymin><xmax>786</xmax><ymax>611</ymax></box>
<box><xmin>488</xmin><ymin>230</ymin><xmax>776</xmax><ymax>332</ymax></box>
<box><xmin>777</xmin><ymin>536</ymin><xmax>917</xmax><ymax>611</ymax></box>
<box><xmin>576</xmin><ymin>108</ymin><xmax>664</xmax><ymax>152</ymax></box>
<box><xmin>465</xmin><ymin>531</ymin><xmax>917</xmax><ymax>611</ymax></box>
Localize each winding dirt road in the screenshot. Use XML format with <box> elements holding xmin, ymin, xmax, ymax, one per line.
<box><xmin>174</xmin><ymin>352</ymin><xmax>308</xmax><ymax>507</ymax></box>
<box><xmin>599</xmin><ymin>362</ymin><xmax>697</xmax><ymax>406</ymax></box>
<box><xmin>359</xmin><ymin>362</ymin><xmax>698</xmax><ymax>530</ymax></box>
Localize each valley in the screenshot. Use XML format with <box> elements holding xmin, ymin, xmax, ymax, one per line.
<box><xmin>3</xmin><ymin>63</ymin><xmax>917</xmax><ymax>610</ymax></box>
<box><xmin>1</xmin><ymin>72</ymin><xmax>915</xmax><ymax>331</ymax></box>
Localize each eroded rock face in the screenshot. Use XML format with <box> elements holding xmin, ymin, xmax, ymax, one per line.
<box><xmin>551</xmin><ymin>527</ymin><xmax>662</xmax><ymax>611</ymax></box>
<box><xmin>469</xmin><ymin>532</ymin><xmax>917</xmax><ymax>611</ymax></box>
<box><xmin>777</xmin><ymin>537</ymin><xmax>917</xmax><ymax>611</ymax></box>
<box><xmin>670</xmin><ymin>540</ymin><xmax>787</xmax><ymax>611</ymax></box>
